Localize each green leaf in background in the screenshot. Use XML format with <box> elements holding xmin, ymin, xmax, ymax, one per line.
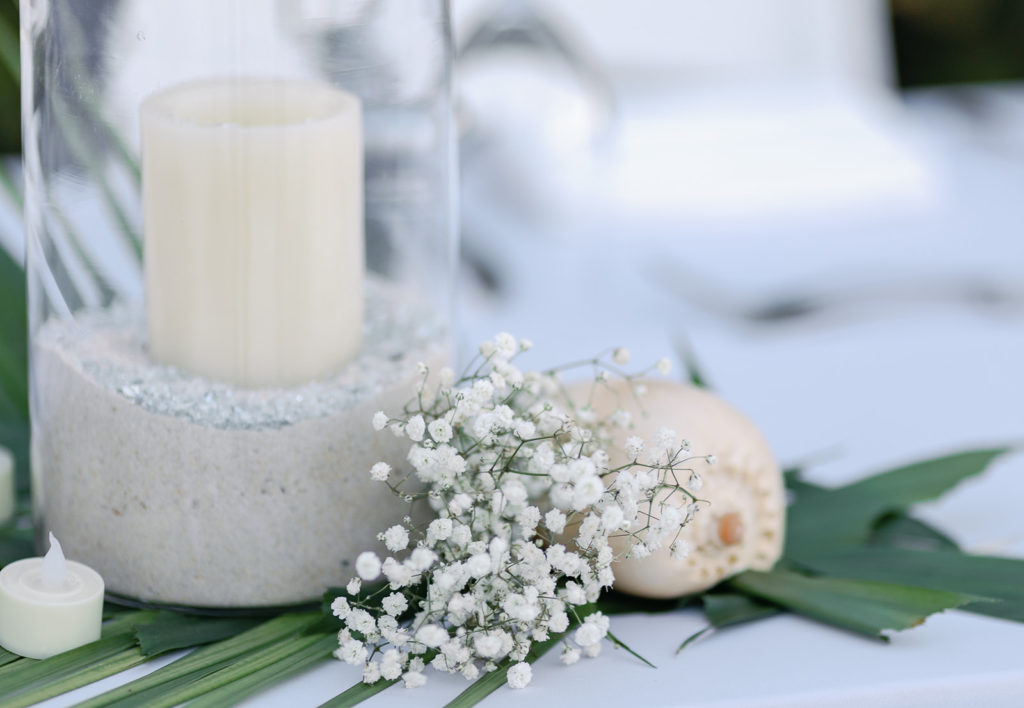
<box><xmin>0</xmin><ymin>232</ymin><xmax>27</xmax><ymax>420</ymax></box>
<box><xmin>75</xmin><ymin>612</ymin><xmax>322</xmax><ymax>708</ymax></box>
<box><xmin>134</xmin><ymin>613</ymin><xmax>263</xmax><ymax>656</ymax></box>
<box><xmin>0</xmin><ymin>530</ymin><xmax>32</xmax><ymax>565</ymax></box>
<box><xmin>673</xmin><ymin>336</ymin><xmax>711</xmax><ymax>390</ymax></box>
<box><xmin>187</xmin><ymin>634</ymin><xmax>336</xmax><ymax>708</ymax></box>
<box><xmin>606</xmin><ymin>630</ymin><xmax>656</xmax><ymax>668</ymax></box>
<box><xmin>114</xmin><ymin>632</ymin><xmax>332</xmax><ymax>708</ymax></box>
<box><xmin>0</xmin><ymin>160</ymin><xmax>28</xmax><ymax>500</ymax></box>
<box><xmin>703</xmin><ymin>592</ymin><xmax>781</xmax><ymax>627</ymax></box>
<box><xmin>729</xmin><ymin>568</ymin><xmax>981</xmax><ymax>639</ymax></box>
<box><xmin>595</xmin><ymin>589</ymin><xmax>690</xmax><ymax>616</ymax></box>
<box><xmin>0</xmin><ymin>647</ymin><xmax>19</xmax><ymax>669</ymax></box>
<box><xmin>868</xmin><ymin>512</ymin><xmax>960</xmax><ymax>552</ymax></box>
<box><xmin>0</xmin><ymin>0</ymin><xmax>19</xmax><ymax>153</ymax></box>
<box><xmin>678</xmin><ymin>593</ymin><xmax>780</xmax><ymax>653</ymax></box>
<box><xmin>785</xmin><ymin>448</ymin><xmax>1009</xmax><ymax>556</ymax></box>
<box><xmin>318</xmin><ymin>676</ymin><xmax>398</xmax><ymax>708</ymax></box>
<box><xmin>793</xmin><ymin>548</ymin><xmax>1024</xmax><ymax>623</ymax></box>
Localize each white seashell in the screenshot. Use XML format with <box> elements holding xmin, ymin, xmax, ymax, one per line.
<box><xmin>567</xmin><ymin>379</ymin><xmax>785</xmax><ymax>598</ymax></box>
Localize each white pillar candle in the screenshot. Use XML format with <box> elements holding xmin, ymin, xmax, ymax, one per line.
<box><xmin>0</xmin><ymin>446</ymin><xmax>13</xmax><ymax>524</ymax></box>
<box><xmin>141</xmin><ymin>78</ymin><xmax>364</xmax><ymax>388</ymax></box>
<box><xmin>0</xmin><ymin>534</ymin><xmax>104</xmax><ymax>659</ymax></box>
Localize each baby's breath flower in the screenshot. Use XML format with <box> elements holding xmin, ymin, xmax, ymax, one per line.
<box><xmin>656</xmin><ymin>357</ymin><xmax>672</xmax><ymax>375</ymax></box>
<box><xmin>402</xmin><ymin>671</ymin><xmax>427</xmax><ymax>689</ymax></box>
<box><xmin>428</xmin><ymin>418</ymin><xmax>453</xmax><ymax>443</ymax></box>
<box><xmin>688</xmin><ymin>471</ymin><xmax>703</xmax><ymax>492</ymax></box>
<box><xmin>336</xmin><ymin>639</ymin><xmax>368</xmax><ymax>666</ymax></box>
<box><xmin>415</xmin><ymin>624</ymin><xmax>449</xmax><ymax>648</ymax></box>
<box><xmin>347</xmin><ymin>609</ymin><xmax>376</xmax><ymax>636</ymax></box>
<box><xmin>571</xmin><ymin>475</ymin><xmax>604</xmax><ymax>511</ymax></box>
<box><xmin>362</xmin><ymin>661</ymin><xmax>381</xmax><ymax>684</ymax></box>
<box><xmin>382</xmin><ymin>593</ymin><xmax>408</xmax><ymax>616</ymax></box>
<box><xmin>507</xmin><ymin>661</ymin><xmax>533</xmax><ymax>689</ymax></box>
<box><xmin>405</xmin><ymin>415</ymin><xmax>426</xmax><ymax>443</ymax></box>
<box><xmin>624</xmin><ymin>436</ymin><xmax>644</xmax><ymax>460</ymax></box>
<box><xmin>671</xmin><ymin>540</ymin><xmax>692</xmax><ymax>560</ymax></box>
<box><xmin>466</xmin><ymin>552</ymin><xmax>490</xmax><ymax>578</ymax></box>
<box><xmin>355</xmin><ymin>552</ymin><xmax>381</xmax><ymax>581</ymax></box>
<box><xmin>382</xmin><ymin>525</ymin><xmax>409</xmax><ymax>552</ymax></box>
<box><xmin>494</xmin><ymin>332</ymin><xmax>517</xmax><ymax>359</ymax></box>
<box><xmin>331</xmin><ymin>597</ymin><xmax>351</xmax><ymax>619</ymax></box>
<box><xmin>334</xmin><ymin>340</ymin><xmax>710</xmax><ymax>687</ymax></box>
<box><xmin>369</xmin><ymin>462</ymin><xmax>391</xmax><ymax>482</ymax></box>
<box><xmin>545</xmin><ymin>509</ymin><xmax>567</xmax><ymax>534</ymax></box>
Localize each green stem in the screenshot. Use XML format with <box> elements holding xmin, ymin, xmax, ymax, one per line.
<box><xmin>74</xmin><ymin>612</ymin><xmax>321</xmax><ymax>708</ymax></box>
<box><xmin>3</xmin><ymin>648</ymin><xmax>149</xmax><ymax>708</ymax></box>
<box><xmin>318</xmin><ymin>677</ymin><xmax>398</xmax><ymax>708</ymax></box>
<box><xmin>0</xmin><ymin>648</ymin><xmax>20</xmax><ymax>669</ymax></box>
<box><xmin>0</xmin><ymin>616</ymin><xmax>158</xmax><ymax>703</ymax></box>
<box><xmin>118</xmin><ymin>633</ymin><xmax>329</xmax><ymax>708</ymax></box>
<box><xmin>187</xmin><ymin>634</ymin><xmax>337</xmax><ymax>708</ymax></box>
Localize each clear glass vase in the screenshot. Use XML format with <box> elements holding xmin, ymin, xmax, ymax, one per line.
<box><xmin>22</xmin><ymin>0</ymin><xmax>455</xmax><ymax>609</ymax></box>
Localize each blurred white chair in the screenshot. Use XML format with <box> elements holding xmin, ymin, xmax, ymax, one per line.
<box><xmin>453</xmin><ymin>0</ymin><xmax>893</xmax><ymax>91</ymax></box>
<box><xmin>453</xmin><ymin>0</ymin><xmax>937</xmax><ymax>234</ymax></box>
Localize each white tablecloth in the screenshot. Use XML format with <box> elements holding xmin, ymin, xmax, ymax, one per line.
<box><xmin>31</xmin><ymin>85</ymin><xmax>1024</xmax><ymax>706</ymax></box>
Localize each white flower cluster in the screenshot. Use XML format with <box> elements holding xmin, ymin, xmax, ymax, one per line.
<box><xmin>333</xmin><ymin>337</ymin><xmax>711</xmax><ymax>690</ymax></box>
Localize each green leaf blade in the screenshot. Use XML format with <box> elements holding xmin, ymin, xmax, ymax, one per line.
<box><xmin>678</xmin><ymin>593</ymin><xmax>780</xmax><ymax>654</ymax></box>
<box><xmin>786</xmin><ymin>448</ymin><xmax>1009</xmax><ymax>556</ymax></box>
<box><xmin>318</xmin><ymin>677</ymin><xmax>397</xmax><ymax>708</ymax></box>
<box><xmin>187</xmin><ymin>634</ymin><xmax>335</xmax><ymax>708</ymax></box>
<box><xmin>868</xmin><ymin>513</ymin><xmax>960</xmax><ymax>552</ymax></box>
<box><xmin>134</xmin><ymin>613</ymin><xmax>262</xmax><ymax>656</ymax></box>
<box><xmin>793</xmin><ymin>548</ymin><xmax>1024</xmax><ymax>622</ymax></box>
<box><xmin>729</xmin><ymin>568</ymin><xmax>979</xmax><ymax>638</ymax></box>
<box><xmin>75</xmin><ymin>612</ymin><xmax>321</xmax><ymax>708</ymax></box>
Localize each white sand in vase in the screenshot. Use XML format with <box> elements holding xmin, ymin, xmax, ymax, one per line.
<box><xmin>32</xmin><ymin>280</ymin><xmax>446</xmax><ymax>608</ymax></box>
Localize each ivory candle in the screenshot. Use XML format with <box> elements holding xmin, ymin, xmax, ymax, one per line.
<box><xmin>141</xmin><ymin>78</ymin><xmax>364</xmax><ymax>388</ymax></box>
<box><xmin>0</xmin><ymin>534</ymin><xmax>104</xmax><ymax>659</ymax></box>
<box><xmin>0</xmin><ymin>446</ymin><xmax>13</xmax><ymax>524</ymax></box>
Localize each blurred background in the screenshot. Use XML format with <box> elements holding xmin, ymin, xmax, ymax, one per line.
<box><xmin>2</xmin><ymin>1</ymin><xmax>1024</xmax><ymax>550</ymax></box>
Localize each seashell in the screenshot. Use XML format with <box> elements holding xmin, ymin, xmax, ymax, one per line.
<box><xmin>567</xmin><ymin>379</ymin><xmax>785</xmax><ymax>598</ymax></box>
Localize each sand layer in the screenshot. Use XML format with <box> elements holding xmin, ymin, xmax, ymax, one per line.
<box><xmin>33</xmin><ymin>286</ymin><xmax>445</xmax><ymax>608</ymax></box>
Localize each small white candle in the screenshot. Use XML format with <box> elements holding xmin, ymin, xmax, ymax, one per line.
<box><xmin>141</xmin><ymin>78</ymin><xmax>364</xmax><ymax>388</ymax></box>
<box><xmin>0</xmin><ymin>446</ymin><xmax>13</xmax><ymax>524</ymax></box>
<box><xmin>0</xmin><ymin>533</ymin><xmax>104</xmax><ymax>659</ymax></box>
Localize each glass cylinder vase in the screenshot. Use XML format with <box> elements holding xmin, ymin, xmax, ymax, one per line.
<box><xmin>22</xmin><ymin>0</ymin><xmax>455</xmax><ymax>608</ymax></box>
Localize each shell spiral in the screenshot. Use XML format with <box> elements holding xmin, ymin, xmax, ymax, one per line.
<box><xmin>568</xmin><ymin>379</ymin><xmax>785</xmax><ymax>598</ymax></box>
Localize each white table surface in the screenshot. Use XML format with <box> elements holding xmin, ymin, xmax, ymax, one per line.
<box><xmin>25</xmin><ymin>85</ymin><xmax>1024</xmax><ymax>706</ymax></box>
